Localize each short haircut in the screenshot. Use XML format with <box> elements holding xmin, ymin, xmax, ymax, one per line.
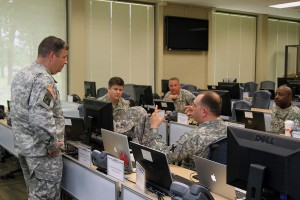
<box><xmin>169</xmin><ymin>77</ymin><xmax>180</xmax><ymax>82</ymax></box>
<box><xmin>199</xmin><ymin>91</ymin><xmax>222</xmax><ymax>116</ymax></box>
<box><xmin>38</xmin><ymin>36</ymin><xmax>69</xmax><ymax>57</ymax></box>
<box><xmin>278</xmin><ymin>85</ymin><xmax>292</xmax><ymax>97</ymax></box>
<box><xmin>108</xmin><ymin>77</ymin><xmax>124</xmax><ymax>87</ymax></box>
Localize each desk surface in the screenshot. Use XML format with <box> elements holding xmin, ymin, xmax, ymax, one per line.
<box><xmin>124</xmin><ymin>164</ymin><xmax>228</xmax><ymax>200</ymax></box>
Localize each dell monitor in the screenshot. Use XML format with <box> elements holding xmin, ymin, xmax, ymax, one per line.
<box><xmin>217</xmin><ymin>82</ymin><xmax>241</xmax><ymax>99</ymax></box>
<box><xmin>235</xmin><ymin>109</ymin><xmax>266</xmax><ymax>131</ymax></box>
<box><xmin>227</xmin><ymin>126</ymin><xmax>300</xmax><ymax>200</ymax></box>
<box><xmin>213</xmin><ymin>90</ymin><xmax>232</xmax><ymax>117</ymax></box>
<box><xmin>83</xmin><ymin>98</ymin><xmax>113</xmax><ymax>150</ymax></box>
<box><xmin>84</xmin><ymin>81</ymin><xmax>97</xmax><ymax>98</ymax></box>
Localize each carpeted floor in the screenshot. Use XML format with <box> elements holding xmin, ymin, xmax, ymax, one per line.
<box><xmin>0</xmin><ymin>154</ymin><xmax>27</xmax><ymax>200</ymax></box>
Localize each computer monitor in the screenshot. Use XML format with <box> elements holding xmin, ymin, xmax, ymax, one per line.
<box><xmin>223</xmin><ymin>78</ymin><xmax>237</xmax><ymax>83</ymax></box>
<box><xmin>287</xmin><ymin>80</ymin><xmax>300</xmax><ymax>98</ymax></box>
<box><xmin>64</xmin><ymin>117</ymin><xmax>86</xmax><ymax>141</ymax></box>
<box><xmin>161</xmin><ymin>79</ymin><xmax>170</xmax><ymax>94</ymax></box>
<box><xmin>217</xmin><ymin>82</ymin><xmax>240</xmax><ymax>99</ymax></box>
<box><xmin>235</xmin><ymin>109</ymin><xmax>266</xmax><ymax>131</ymax></box>
<box><xmin>227</xmin><ymin>126</ymin><xmax>300</xmax><ymax>200</ymax></box>
<box><xmin>83</xmin><ymin>98</ymin><xmax>113</xmax><ymax>150</ymax></box>
<box><xmin>84</xmin><ymin>81</ymin><xmax>97</xmax><ymax>98</ymax></box>
<box><xmin>213</xmin><ymin>90</ymin><xmax>232</xmax><ymax>117</ymax></box>
<box><xmin>135</xmin><ymin>85</ymin><xmax>153</xmax><ymax>106</ymax></box>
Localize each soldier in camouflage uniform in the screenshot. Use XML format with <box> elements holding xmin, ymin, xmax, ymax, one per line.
<box><xmin>163</xmin><ymin>77</ymin><xmax>196</xmax><ymax>113</ymax></box>
<box><xmin>98</xmin><ymin>77</ymin><xmax>148</xmax><ymax>143</ymax></box>
<box><xmin>270</xmin><ymin>85</ymin><xmax>300</xmax><ymax>134</ymax></box>
<box><xmin>143</xmin><ymin>91</ymin><xmax>227</xmax><ymax>169</ymax></box>
<box><xmin>10</xmin><ymin>36</ymin><xmax>68</xmax><ymax>200</ymax></box>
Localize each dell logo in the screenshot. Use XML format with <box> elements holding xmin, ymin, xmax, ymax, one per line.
<box><xmin>255</xmin><ymin>135</ymin><xmax>274</xmax><ymax>144</ymax></box>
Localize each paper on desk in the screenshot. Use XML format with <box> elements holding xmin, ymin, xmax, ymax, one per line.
<box><xmin>136</xmin><ymin>161</ymin><xmax>146</xmax><ymax>193</ymax></box>
<box><xmin>177</xmin><ymin>113</ymin><xmax>189</xmax><ymax>124</ymax></box>
<box><xmin>78</xmin><ymin>144</ymin><xmax>92</xmax><ymax>168</ymax></box>
<box><xmin>107</xmin><ymin>155</ymin><xmax>124</xmax><ymax>181</ymax></box>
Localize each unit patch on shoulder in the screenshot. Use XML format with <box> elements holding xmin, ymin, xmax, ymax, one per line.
<box><xmin>43</xmin><ymin>91</ymin><xmax>52</xmax><ymax>107</ymax></box>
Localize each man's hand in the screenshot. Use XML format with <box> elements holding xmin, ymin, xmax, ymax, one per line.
<box><xmin>150</xmin><ymin>105</ymin><xmax>167</xmax><ymax>129</ymax></box>
<box><xmin>48</xmin><ymin>141</ymin><xmax>64</xmax><ymax>157</ymax></box>
<box><xmin>169</xmin><ymin>94</ymin><xmax>178</xmax><ymax>100</ymax></box>
<box><xmin>185</xmin><ymin>105</ymin><xmax>193</xmax><ymax>117</ymax></box>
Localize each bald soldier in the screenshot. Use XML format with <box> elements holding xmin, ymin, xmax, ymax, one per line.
<box><xmin>270</xmin><ymin>85</ymin><xmax>300</xmax><ymax>134</ymax></box>
<box><xmin>143</xmin><ymin>91</ymin><xmax>227</xmax><ymax>169</ymax></box>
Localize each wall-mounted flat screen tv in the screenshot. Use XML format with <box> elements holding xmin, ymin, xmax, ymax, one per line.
<box><xmin>165</xmin><ymin>16</ymin><xmax>208</xmax><ymax>51</ymax></box>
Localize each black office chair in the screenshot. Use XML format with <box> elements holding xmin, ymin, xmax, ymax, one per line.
<box><xmin>208</xmin><ymin>136</ymin><xmax>227</xmax><ymax>165</ymax></box>
<box><xmin>230</xmin><ymin>100</ymin><xmax>252</xmax><ymax>121</ymax></box>
<box><xmin>71</xmin><ymin>94</ymin><xmax>81</xmax><ymax>103</ymax></box>
<box><xmin>96</xmin><ymin>87</ymin><xmax>108</xmax><ymax>98</ymax></box>
<box><xmin>243</xmin><ymin>82</ymin><xmax>258</xmax><ymax>97</ymax></box>
<box><xmin>153</xmin><ymin>93</ymin><xmax>160</xmax><ymax>100</ymax></box>
<box><xmin>181</xmin><ymin>84</ymin><xmax>198</xmax><ymax>92</ymax></box>
<box><xmin>251</xmin><ymin>90</ymin><xmax>271</xmax><ymax>109</ymax></box>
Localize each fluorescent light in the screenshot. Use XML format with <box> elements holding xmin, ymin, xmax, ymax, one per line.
<box><xmin>269</xmin><ymin>1</ymin><xmax>300</xmax><ymax>8</ymax></box>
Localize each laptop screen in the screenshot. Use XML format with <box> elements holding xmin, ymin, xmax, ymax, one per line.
<box><xmin>235</xmin><ymin>109</ymin><xmax>266</xmax><ymax>131</ymax></box>
<box><xmin>154</xmin><ymin>100</ymin><xmax>175</xmax><ymax>112</ymax></box>
<box><xmin>130</xmin><ymin>142</ymin><xmax>173</xmax><ymax>196</ymax></box>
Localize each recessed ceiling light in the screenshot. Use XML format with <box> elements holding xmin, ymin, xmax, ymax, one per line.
<box><xmin>269</xmin><ymin>1</ymin><xmax>300</xmax><ymax>8</ymax></box>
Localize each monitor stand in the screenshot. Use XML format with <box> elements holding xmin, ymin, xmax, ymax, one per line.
<box><xmin>246</xmin><ymin>164</ymin><xmax>265</xmax><ymax>200</ymax></box>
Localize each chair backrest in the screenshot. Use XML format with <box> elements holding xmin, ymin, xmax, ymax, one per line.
<box><xmin>251</xmin><ymin>90</ymin><xmax>271</xmax><ymax>109</ymax></box>
<box><xmin>71</xmin><ymin>94</ymin><xmax>81</xmax><ymax>103</ymax></box>
<box><xmin>260</xmin><ymin>80</ymin><xmax>275</xmax><ymax>90</ymax></box>
<box><xmin>97</xmin><ymin>87</ymin><xmax>108</xmax><ymax>98</ymax></box>
<box><xmin>208</xmin><ymin>136</ymin><xmax>227</xmax><ymax>165</ymax></box>
<box><xmin>243</xmin><ymin>82</ymin><xmax>258</xmax><ymax>97</ymax></box>
<box><xmin>153</xmin><ymin>93</ymin><xmax>160</xmax><ymax>100</ymax></box>
<box><xmin>230</xmin><ymin>100</ymin><xmax>252</xmax><ymax>121</ymax></box>
<box><xmin>122</xmin><ymin>92</ymin><xmax>130</xmax><ymax>99</ymax></box>
<box><xmin>181</xmin><ymin>84</ymin><xmax>197</xmax><ymax>92</ymax></box>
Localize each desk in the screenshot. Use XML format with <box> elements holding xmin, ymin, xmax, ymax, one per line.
<box><xmin>122</xmin><ymin>165</ymin><xmax>227</xmax><ymax>200</ymax></box>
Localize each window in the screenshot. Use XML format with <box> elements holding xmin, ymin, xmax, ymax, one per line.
<box><xmin>0</xmin><ymin>0</ymin><xmax>67</xmax><ymax>107</ymax></box>
<box><xmin>210</xmin><ymin>12</ymin><xmax>257</xmax><ymax>84</ymax></box>
<box><xmin>85</xmin><ymin>0</ymin><xmax>154</xmax><ymax>88</ymax></box>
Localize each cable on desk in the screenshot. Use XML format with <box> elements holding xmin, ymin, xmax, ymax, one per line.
<box><xmin>124</xmin><ymin>177</ymin><xmax>136</xmax><ymax>184</ymax></box>
<box><xmin>189</xmin><ymin>171</ymin><xmax>198</xmax><ymax>182</ymax></box>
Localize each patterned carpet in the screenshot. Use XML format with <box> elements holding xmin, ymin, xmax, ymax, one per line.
<box><xmin>0</xmin><ymin>154</ymin><xmax>27</xmax><ymax>200</ymax></box>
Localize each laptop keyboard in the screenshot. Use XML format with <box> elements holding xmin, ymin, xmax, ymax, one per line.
<box><xmin>235</xmin><ymin>188</ymin><xmax>246</xmax><ymax>199</ymax></box>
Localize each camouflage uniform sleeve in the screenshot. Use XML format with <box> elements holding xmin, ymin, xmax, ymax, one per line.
<box><xmin>163</xmin><ymin>91</ymin><xmax>171</xmax><ymax>101</ymax></box>
<box><xmin>166</xmin><ymin>130</ymin><xmax>205</xmax><ymax>164</ymax></box>
<box><xmin>185</xmin><ymin>90</ymin><xmax>196</xmax><ymax>105</ymax></box>
<box><xmin>28</xmin><ymin>74</ymin><xmax>58</xmax><ymax>152</ymax></box>
<box><xmin>142</xmin><ymin>128</ymin><xmax>168</xmax><ymax>152</ymax></box>
<box><xmin>269</xmin><ymin>104</ymin><xmax>278</xmax><ymax>133</ymax></box>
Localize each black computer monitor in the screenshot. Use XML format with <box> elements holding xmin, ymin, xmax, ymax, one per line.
<box><xmin>227</xmin><ymin>126</ymin><xmax>300</xmax><ymax>200</ymax></box>
<box><xmin>83</xmin><ymin>98</ymin><xmax>113</xmax><ymax>150</ymax></box>
<box><xmin>133</xmin><ymin>85</ymin><xmax>154</xmax><ymax>106</ymax></box>
<box><xmin>84</xmin><ymin>81</ymin><xmax>97</xmax><ymax>98</ymax></box>
<box><xmin>217</xmin><ymin>82</ymin><xmax>240</xmax><ymax>99</ymax></box>
<box><xmin>287</xmin><ymin>80</ymin><xmax>300</xmax><ymax>98</ymax></box>
<box><xmin>235</xmin><ymin>109</ymin><xmax>266</xmax><ymax>131</ymax></box>
<box><xmin>213</xmin><ymin>90</ymin><xmax>232</xmax><ymax>117</ymax></box>
<box><xmin>161</xmin><ymin>79</ymin><xmax>170</xmax><ymax>94</ymax></box>
<box><xmin>64</xmin><ymin>117</ymin><xmax>86</xmax><ymax>141</ymax></box>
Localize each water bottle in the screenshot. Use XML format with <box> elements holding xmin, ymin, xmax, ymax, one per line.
<box><xmin>292</xmin><ymin>116</ymin><xmax>300</xmax><ymax>138</ymax></box>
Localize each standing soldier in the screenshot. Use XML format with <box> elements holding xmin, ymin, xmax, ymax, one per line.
<box><xmin>10</xmin><ymin>36</ymin><xmax>68</xmax><ymax>200</ymax></box>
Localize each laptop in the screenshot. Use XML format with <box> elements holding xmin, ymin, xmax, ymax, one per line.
<box><xmin>130</xmin><ymin>142</ymin><xmax>193</xmax><ymax>196</ymax></box>
<box><xmin>194</xmin><ymin>156</ymin><xmax>246</xmax><ymax>200</ymax></box>
<box><xmin>153</xmin><ymin>99</ymin><xmax>175</xmax><ymax>112</ymax></box>
<box><xmin>235</xmin><ymin>109</ymin><xmax>266</xmax><ymax>131</ymax></box>
<box><xmin>101</xmin><ymin>129</ymin><xmax>135</xmax><ymax>173</ymax></box>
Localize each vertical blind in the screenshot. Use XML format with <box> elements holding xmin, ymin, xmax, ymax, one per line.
<box><xmin>267</xmin><ymin>19</ymin><xmax>300</xmax><ymax>83</ymax></box>
<box><xmin>0</xmin><ymin>0</ymin><xmax>67</xmax><ymax>106</ymax></box>
<box><xmin>85</xmin><ymin>0</ymin><xmax>154</xmax><ymax>89</ymax></box>
<box><xmin>210</xmin><ymin>12</ymin><xmax>257</xmax><ymax>84</ymax></box>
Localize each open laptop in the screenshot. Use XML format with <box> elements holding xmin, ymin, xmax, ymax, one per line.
<box><xmin>194</xmin><ymin>156</ymin><xmax>246</xmax><ymax>200</ymax></box>
<box><xmin>153</xmin><ymin>99</ymin><xmax>175</xmax><ymax>112</ymax></box>
<box><xmin>101</xmin><ymin>129</ymin><xmax>135</xmax><ymax>173</ymax></box>
<box><xmin>235</xmin><ymin>109</ymin><xmax>266</xmax><ymax>131</ymax></box>
<box><xmin>130</xmin><ymin>142</ymin><xmax>193</xmax><ymax>196</ymax></box>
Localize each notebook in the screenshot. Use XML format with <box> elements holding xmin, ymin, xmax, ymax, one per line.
<box><xmin>194</xmin><ymin>156</ymin><xmax>246</xmax><ymax>200</ymax></box>
<box><xmin>130</xmin><ymin>142</ymin><xmax>193</xmax><ymax>196</ymax></box>
<box><xmin>101</xmin><ymin>129</ymin><xmax>134</xmax><ymax>173</ymax></box>
<box><xmin>153</xmin><ymin>99</ymin><xmax>175</xmax><ymax>112</ymax></box>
